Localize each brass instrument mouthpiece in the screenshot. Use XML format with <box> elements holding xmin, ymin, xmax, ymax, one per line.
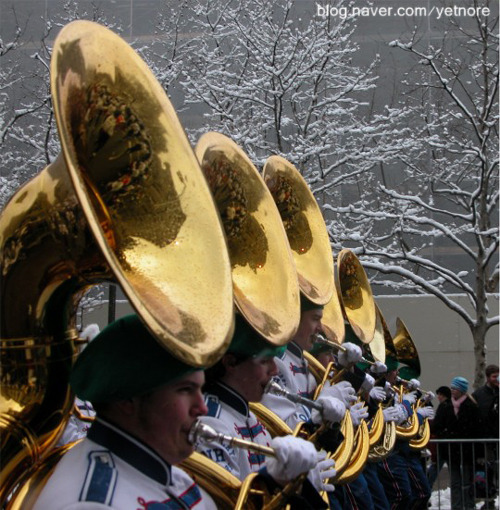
<box><xmin>264</xmin><ymin>380</ymin><xmax>323</xmax><ymax>412</ymax></box>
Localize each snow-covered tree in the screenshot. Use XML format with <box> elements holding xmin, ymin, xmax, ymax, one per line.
<box><xmin>0</xmin><ymin>1</ymin><xmax>118</xmax><ymax>208</ymax></box>
<box><xmin>0</xmin><ymin>2</ymin><xmax>116</xmax><ymax>320</ymax></box>
<box><xmin>172</xmin><ymin>0</ymin><xmax>412</xmax><ymax>180</ymax></box>
<box><xmin>325</xmin><ymin>1</ymin><xmax>499</xmax><ymax>387</ymax></box>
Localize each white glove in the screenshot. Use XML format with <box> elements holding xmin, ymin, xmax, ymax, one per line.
<box><xmin>417</xmin><ymin>406</ymin><xmax>435</xmax><ymax>420</ymax></box>
<box><xmin>307</xmin><ymin>450</ymin><xmax>336</xmax><ymax>493</ymax></box>
<box><xmin>338</xmin><ymin>343</ymin><xmax>363</xmax><ymax>367</ymax></box>
<box><xmin>267</xmin><ymin>436</ymin><xmax>318</xmax><ymax>483</ymax></box>
<box><xmin>384</xmin><ymin>381</ymin><xmax>395</xmax><ymax>397</ymax></box>
<box><xmin>422</xmin><ymin>391</ymin><xmax>435</xmax><ymax>402</ymax></box>
<box><xmin>369</xmin><ymin>386</ymin><xmax>386</xmax><ymax>402</ymax></box>
<box><xmin>382</xmin><ymin>406</ymin><xmax>401</xmax><ymax>422</ymax></box>
<box><xmin>402</xmin><ymin>391</ymin><xmax>418</xmax><ymax>405</ymax></box>
<box><xmin>361</xmin><ymin>373</ymin><xmax>375</xmax><ymax>392</ymax></box>
<box><xmin>320</xmin><ymin>380</ymin><xmax>357</xmax><ymax>407</ymax></box>
<box><xmin>312</xmin><ymin>396</ymin><xmax>346</xmax><ymax>425</ymax></box>
<box><xmin>370</xmin><ymin>361</ymin><xmax>387</xmax><ymax>374</ymax></box>
<box><xmin>408</xmin><ymin>378</ymin><xmax>421</xmax><ymax>390</ymax></box>
<box><xmin>394</xmin><ymin>403</ymin><xmax>409</xmax><ymax>424</ymax></box>
<box><xmin>349</xmin><ymin>402</ymin><xmax>369</xmax><ymax>426</ymax></box>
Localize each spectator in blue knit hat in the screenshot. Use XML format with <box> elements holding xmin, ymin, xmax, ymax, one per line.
<box><xmin>432</xmin><ymin>375</ymin><xmax>481</xmax><ymax>510</ymax></box>
<box><xmin>450</xmin><ymin>376</ymin><xmax>469</xmax><ymax>396</ymax></box>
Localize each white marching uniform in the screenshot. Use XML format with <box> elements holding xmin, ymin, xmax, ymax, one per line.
<box><xmin>260</xmin><ymin>342</ymin><xmax>317</xmax><ymax>429</ymax></box>
<box><xmin>33</xmin><ymin>418</ymin><xmax>216</xmax><ymax>510</ymax></box>
<box><xmin>198</xmin><ymin>381</ymin><xmax>272</xmax><ymax>480</ymax></box>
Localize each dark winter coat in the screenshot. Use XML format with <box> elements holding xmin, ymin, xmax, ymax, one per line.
<box><xmin>471</xmin><ymin>384</ymin><xmax>499</xmax><ymax>439</ymax></box>
<box><xmin>430</xmin><ymin>395</ymin><xmax>481</xmax><ymax>464</ymax></box>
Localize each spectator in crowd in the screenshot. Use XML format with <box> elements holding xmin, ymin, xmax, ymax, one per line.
<box><xmin>472</xmin><ymin>364</ymin><xmax>499</xmax><ymax>508</ymax></box>
<box><xmin>432</xmin><ymin>376</ymin><xmax>481</xmax><ymax>510</ymax></box>
<box><xmin>428</xmin><ymin>386</ymin><xmax>452</xmax><ymax>488</ymax></box>
<box><xmin>472</xmin><ymin>364</ymin><xmax>499</xmax><ymax>439</ymax></box>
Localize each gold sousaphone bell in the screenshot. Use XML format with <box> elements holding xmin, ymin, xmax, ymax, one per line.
<box><xmin>335</xmin><ymin>249</ymin><xmax>376</xmax><ymax>344</ymax></box>
<box><xmin>392</xmin><ymin>318</ymin><xmax>430</xmax><ymax>447</ymax></box>
<box><xmin>1</xmin><ymin>20</ymin><xmax>235</xmax><ymax>507</ymax></box>
<box><xmin>262</xmin><ymin>155</ymin><xmax>335</xmax><ymax>306</ymax></box>
<box><xmin>195</xmin><ymin>134</ymin><xmax>301</xmax><ymax>345</ymax></box>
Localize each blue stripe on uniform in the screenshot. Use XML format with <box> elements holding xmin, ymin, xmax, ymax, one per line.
<box><xmin>205</xmin><ymin>396</ymin><xmax>221</xmax><ymax>418</ymax></box>
<box><xmin>146</xmin><ymin>483</ymin><xmax>202</xmax><ymax>509</ymax></box>
<box><xmin>82</xmin><ymin>452</ymin><xmax>116</xmax><ymax>504</ymax></box>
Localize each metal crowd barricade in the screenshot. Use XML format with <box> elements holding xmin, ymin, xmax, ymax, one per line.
<box><xmin>428</xmin><ymin>438</ymin><xmax>499</xmax><ymax>510</ymax></box>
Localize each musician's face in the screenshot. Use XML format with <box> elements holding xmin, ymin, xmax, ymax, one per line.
<box><xmin>386</xmin><ymin>369</ymin><xmax>398</xmax><ymax>384</ymax></box>
<box><xmin>131</xmin><ymin>371</ymin><xmax>208</xmax><ymax>465</ymax></box>
<box><xmin>294</xmin><ymin>308</ymin><xmax>324</xmax><ymax>351</ymax></box>
<box><xmin>225</xmin><ymin>355</ymin><xmax>279</xmax><ymax>403</ymax></box>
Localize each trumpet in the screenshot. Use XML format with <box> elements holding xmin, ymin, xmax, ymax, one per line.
<box><xmin>189</xmin><ymin>420</ymin><xmax>276</xmax><ymax>458</ymax></box>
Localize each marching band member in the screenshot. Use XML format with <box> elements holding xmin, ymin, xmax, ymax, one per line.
<box><xmin>310</xmin><ymin>332</ymin><xmax>391</xmax><ymax>510</ymax></box>
<box><xmin>260</xmin><ymin>295</ymin><xmax>359</xmax><ymax>429</ymax></box>
<box><xmin>376</xmin><ymin>357</ymin><xmax>433</xmax><ymax>510</ymax></box>
<box><xmin>197</xmin><ymin>313</ymin><xmax>334</xmax><ymax>509</ymax></box>
<box><xmin>259</xmin><ymin>295</ymin><xmax>368</xmax><ymax>509</ymax></box>
<box><xmin>33</xmin><ymin>315</ymin><xmax>217</xmax><ymax>510</ymax></box>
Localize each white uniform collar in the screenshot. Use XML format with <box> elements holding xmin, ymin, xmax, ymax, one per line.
<box><xmin>88</xmin><ymin>418</ymin><xmax>172</xmax><ymax>486</ymax></box>
<box><xmin>205</xmin><ymin>381</ymin><xmax>250</xmax><ymax>417</ymax></box>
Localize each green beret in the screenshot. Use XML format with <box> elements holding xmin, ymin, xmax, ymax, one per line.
<box><xmin>70</xmin><ymin>314</ymin><xmax>199</xmax><ymax>403</ymax></box>
<box><xmin>385</xmin><ymin>355</ymin><xmax>399</xmax><ymax>372</ymax></box>
<box><xmin>397</xmin><ymin>365</ymin><xmax>419</xmax><ymax>381</ymax></box>
<box><xmin>229</xmin><ymin>314</ymin><xmax>286</xmax><ymax>359</ymax></box>
<box><xmin>300</xmin><ymin>294</ymin><xmax>324</xmax><ymax>312</ymax></box>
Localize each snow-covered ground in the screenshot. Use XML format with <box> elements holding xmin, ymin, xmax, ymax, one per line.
<box><xmin>429</xmin><ymin>488</ymin><xmax>499</xmax><ymax>509</ymax></box>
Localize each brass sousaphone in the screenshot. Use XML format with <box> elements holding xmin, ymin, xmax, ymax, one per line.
<box><xmin>262</xmin><ymin>155</ymin><xmax>335</xmax><ymax>306</ymax></box>
<box><xmin>261</xmin><ymin>157</ymin><xmax>361</xmax><ymax>489</ymax></box>
<box><xmin>1</xmin><ymin>21</ymin><xmax>235</xmax><ymax>507</ymax></box>
<box><xmin>380</xmin><ymin>316</ymin><xmax>419</xmax><ymax>440</ymax></box>
<box><xmin>195</xmin><ymin>134</ymin><xmax>301</xmax><ymax>345</ymax></box>
<box><xmin>193</xmin><ymin>134</ymin><xmax>304</xmax><ymax>507</ymax></box>
<box><xmin>317</xmin><ymin>250</ymin><xmax>380</xmax><ymax>484</ymax></box>
<box><xmin>367</xmin><ymin>305</ymin><xmax>397</xmax><ymax>461</ymax></box>
<box><xmin>392</xmin><ymin>318</ymin><xmax>429</xmax><ymax>447</ymax></box>
<box><xmin>335</xmin><ymin>249</ymin><xmax>376</xmax><ymax>344</ymax></box>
